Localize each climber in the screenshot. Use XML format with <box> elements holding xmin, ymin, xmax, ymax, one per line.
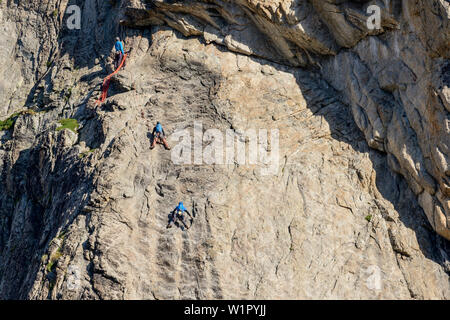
<box><xmin>151</xmin><ymin>122</ymin><xmax>171</xmax><ymax>150</ymax></box>
<box><xmin>167</xmin><ymin>202</ymin><xmax>193</xmax><ymax>230</ymax></box>
<box><xmin>114</xmin><ymin>37</ymin><xmax>125</xmax><ymax>70</ymax></box>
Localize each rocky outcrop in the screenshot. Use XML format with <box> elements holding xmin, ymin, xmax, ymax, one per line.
<box><xmin>0</xmin><ymin>0</ymin><xmax>449</xmax><ymax>299</ymax></box>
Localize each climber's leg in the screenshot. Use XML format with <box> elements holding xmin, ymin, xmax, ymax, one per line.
<box><xmin>119</xmin><ymin>52</ymin><xmax>124</xmax><ymax>68</ymax></box>
<box><xmin>114</xmin><ymin>52</ymin><xmax>121</xmax><ymax>70</ymax></box>
<box><xmin>161</xmin><ymin>137</ymin><xmax>171</xmax><ymax>150</ymax></box>
<box><xmin>185</xmin><ymin>210</ymin><xmax>194</xmax><ymax>226</ymax></box>
<box><xmin>184</xmin><ymin>210</ymin><xmax>193</xmax><ymax>219</ymax></box>
<box><xmin>150</xmin><ymin>136</ymin><xmax>158</xmax><ymax>149</ymax></box>
<box><xmin>178</xmin><ymin>214</ymin><xmax>189</xmax><ymax>230</ymax></box>
<box><xmin>166</xmin><ymin>212</ymin><xmax>176</xmax><ymax>228</ymax></box>
<box><xmin>114</xmin><ymin>52</ymin><xmax>123</xmax><ymax>70</ymax></box>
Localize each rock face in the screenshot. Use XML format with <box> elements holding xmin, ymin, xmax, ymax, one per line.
<box><xmin>0</xmin><ymin>0</ymin><xmax>449</xmax><ymax>299</ymax></box>
<box><xmin>125</xmin><ymin>0</ymin><xmax>450</xmax><ymax>245</ymax></box>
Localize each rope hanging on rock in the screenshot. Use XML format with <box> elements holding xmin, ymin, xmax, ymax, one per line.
<box><xmin>96</xmin><ymin>53</ymin><xmax>128</xmax><ymax>105</ymax></box>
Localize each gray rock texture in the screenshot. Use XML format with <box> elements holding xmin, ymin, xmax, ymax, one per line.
<box><xmin>0</xmin><ymin>0</ymin><xmax>449</xmax><ymax>299</ymax></box>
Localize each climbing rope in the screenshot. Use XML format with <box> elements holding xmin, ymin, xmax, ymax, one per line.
<box><xmin>96</xmin><ymin>53</ymin><xmax>128</xmax><ymax>105</ymax></box>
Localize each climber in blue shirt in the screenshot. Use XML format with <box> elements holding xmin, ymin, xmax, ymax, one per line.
<box><xmin>114</xmin><ymin>37</ymin><xmax>125</xmax><ymax>70</ymax></box>
<box><xmin>176</xmin><ymin>202</ymin><xmax>187</xmax><ymax>212</ymax></box>
<box><xmin>167</xmin><ymin>202</ymin><xmax>193</xmax><ymax>230</ymax></box>
<box><xmin>153</xmin><ymin>122</ymin><xmax>164</xmax><ymax>136</ymax></box>
<box><xmin>115</xmin><ymin>38</ymin><xmax>124</xmax><ymax>55</ymax></box>
<box><xmin>151</xmin><ymin>122</ymin><xmax>171</xmax><ymax>150</ymax></box>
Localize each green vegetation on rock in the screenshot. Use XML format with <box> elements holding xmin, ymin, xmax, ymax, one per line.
<box><xmin>46</xmin><ymin>248</ymin><xmax>62</xmax><ymax>273</ymax></box>
<box><xmin>56</xmin><ymin>118</ymin><xmax>79</xmax><ymax>133</ymax></box>
<box><xmin>0</xmin><ymin>109</ymin><xmax>38</xmax><ymax>131</ymax></box>
<box><xmin>0</xmin><ymin>112</ymin><xmax>21</xmax><ymax>131</ymax></box>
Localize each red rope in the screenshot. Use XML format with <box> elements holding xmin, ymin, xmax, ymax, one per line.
<box><xmin>96</xmin><ymin>53</ymin><xmax>128</xmax><ymax>105</ymax></box>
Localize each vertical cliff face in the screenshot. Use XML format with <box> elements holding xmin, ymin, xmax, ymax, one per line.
<box><xmin>126</xmin><ymin>0</ymin><xmax>450</xmax><ymax>247</ymax></box>
<box><xmin>0</xmin><ymin>0</ymin><xmax>449</xmax><ymax>299</ymax></box>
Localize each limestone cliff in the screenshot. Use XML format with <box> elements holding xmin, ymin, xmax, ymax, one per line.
<box><xmin>0</xmin><ymin>0</ymin><xmax>449</xmax><ymax>299</ymax></box>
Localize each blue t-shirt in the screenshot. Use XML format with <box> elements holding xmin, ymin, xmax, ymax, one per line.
<box><xmin>176</xmin><ymin>203</ymin><xmax>187</xmax><ymax>212</ymax></box>
<box><xmin>115</xmin><ymin>41</ymin><xmax>124</xmax><ymax>55</ymax></box>
<box><xmin>155</xmin><ymin>123</ymin><xmax>163</xmax><ymax>133</ymax></box>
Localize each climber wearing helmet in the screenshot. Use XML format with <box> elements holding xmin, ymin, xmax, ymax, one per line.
<box><xmin>114</xmin><ymin>37</ymin><xmax>125</xmax><ymax>70</ymax></box>
<box><xmin>151</xmin><ymin>122</ymin><xmax>171</xmax><ymax>150</ymax></box>
<box><xmin>167</xmin><ymin>202</ymin><xmax>193</xmax><ymax>230</ymax></box>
